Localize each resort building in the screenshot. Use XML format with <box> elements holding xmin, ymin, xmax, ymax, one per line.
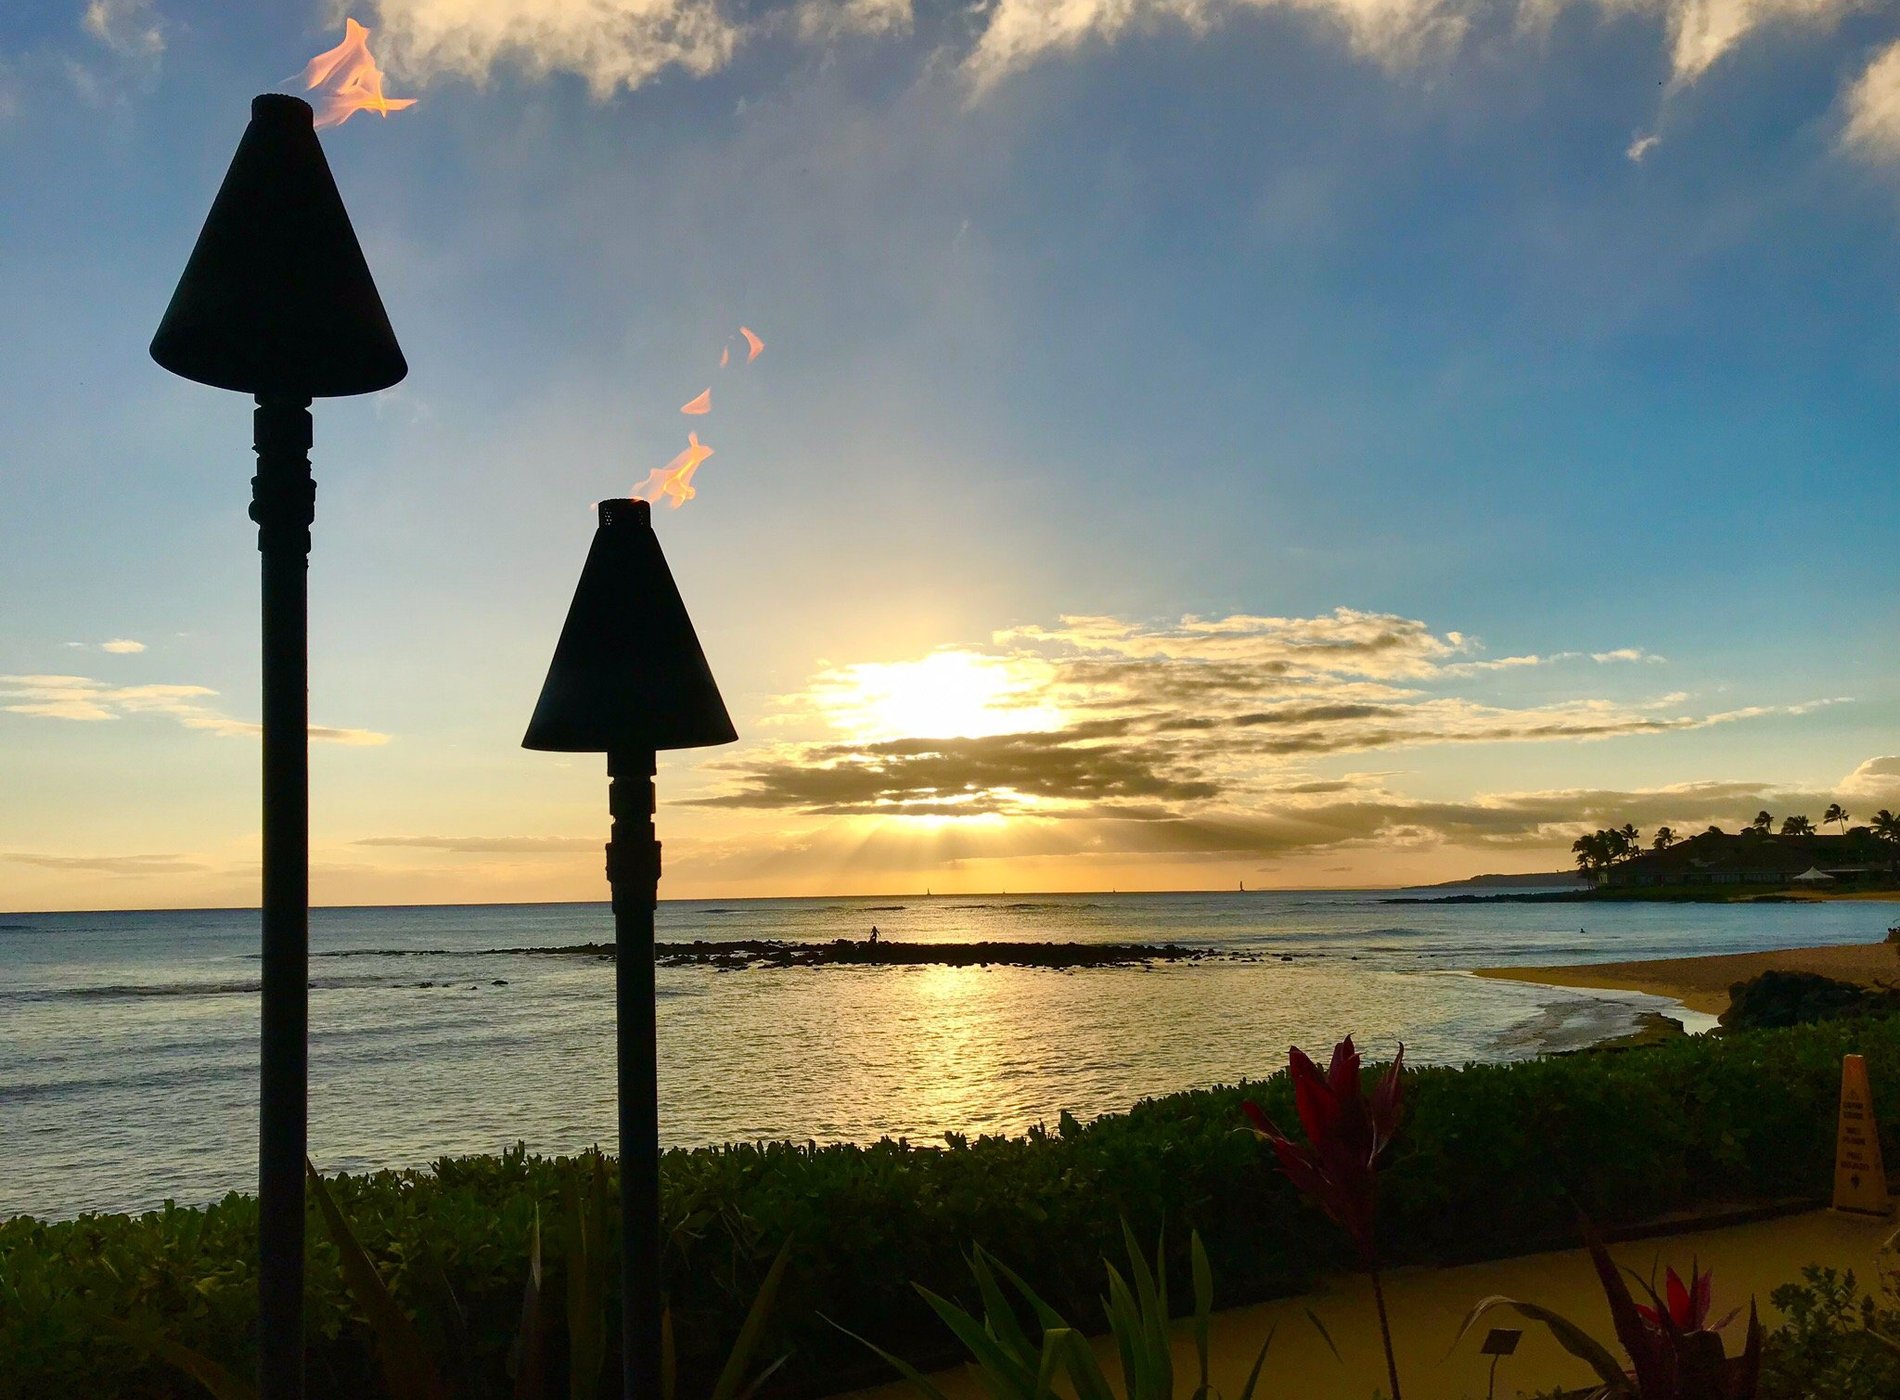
<box><xmin>1600</xmin><ymin>829</ymin><xmax>1898</xmax><ymax>889</ymax></box>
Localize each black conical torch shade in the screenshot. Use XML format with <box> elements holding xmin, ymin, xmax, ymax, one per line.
<box><xmin>151</xmin><ymin>94</ymin><xmax>406</xmax><ymax>398</ymax></box>
<box><xmin>524</xmin><ymin>499</ymin><xmax>738</xmax><ymax>753</ymax></box>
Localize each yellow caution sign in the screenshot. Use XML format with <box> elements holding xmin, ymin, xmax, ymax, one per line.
<box><xmin>1833</xmin><ymin>1054</ymin><xmax>1891</xmax><ymax>1216</ymax></box>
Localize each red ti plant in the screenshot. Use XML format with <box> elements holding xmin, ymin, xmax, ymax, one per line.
<box><xmin>1243</xmin><ymin>1036</ymin><xmax>1406</xmax><ymax>1399</ymax></box>
<box><xmin>1591</xmin><ymin>1228</ymin><xmax>1763</xmax><ymax>1399</ymax></box>
<box><xmin>1459</xmin><ymin>1221</ymin><xmax>1763</xmax><ymax>1399</ymax></box>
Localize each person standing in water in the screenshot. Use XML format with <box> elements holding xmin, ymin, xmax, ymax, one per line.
<box><xmin>869</xmin><ymin>925</ymin><xmax>879</xmax><ymax>945</ymax></box>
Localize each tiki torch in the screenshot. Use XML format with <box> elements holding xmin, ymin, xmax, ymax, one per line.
<box><xmin>150</xmin><ymin>95</ymin><xmax>406</xmax><ymax>1400</ymax></box>
<box><xmin>524</xmin><ymin>497</ymin><xmax>736</xmax><ymax>1399</ymax></box>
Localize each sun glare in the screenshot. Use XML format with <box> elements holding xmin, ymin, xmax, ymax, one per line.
<box><xmin>815</xmin><ymin>650</ymin><xmax>1064</xmax><ymax>743</ymax></box>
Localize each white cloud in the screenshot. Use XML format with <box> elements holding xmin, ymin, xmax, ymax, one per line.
<box><xmin>100</xmin><ymin>638</ymin><xmax>146</xmax><ymax>654</ymax></box>
<box><xmin>81</xmin><ymin>0</ymin><xmax>165</xmax><ymax>59</ymax></box>
<box><xmin>1839</xmin><ymin>754</ymin><xmax>1900</xmax><ymax>805</ymax></box>
<box><xmin>1626</xmin><ymin>132</ymin><xmax>1661</xmax><ymax>161</ymax></box>
<box><xmin>963</xmin><ymin>0</ymin><xmax>1868</xmax><ymax>95</ymax></box>
<box><xmin>796</xmin><ymin>0</ymin><xmax>914</xmax><ymax>42</ymax></box>
<box><xmin>1842</xmin><ymin>38</ymin><xmax>1900</xmax><ymax>165</ymax></box>
<box><xmin>1591</xmin><ymin>646</ymin><xmax>1664</xmax><ymax>663</ymax></box>
<box><xmin>367</xmin><ymin>0</ymin><xmax>744</xmax><ymax>97</ymax></box>
<box><xmin>0</xmin><ymin>674</ymin><xmax>389</xmax><ymax>745</ymax></box>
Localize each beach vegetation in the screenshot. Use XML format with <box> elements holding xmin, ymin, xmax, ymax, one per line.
<box><xmin>1757</xmin><ymin>1264</ymin><xmax>1900</xmax><ymax>1398</ymax></box>
<box><xmin>1778</xmin><ymin>817</ymin><xmax>1815</xmax><ymax>838</ymax></box>
<box><xmin>7</xmin><ymin>1017</ymin><xmax>1900</xmax><ymax>1399</ymax></box>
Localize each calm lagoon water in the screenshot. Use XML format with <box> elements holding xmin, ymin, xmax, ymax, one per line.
<box><xmin>1</xmin><ymin>889</ymin><xmax>1889</xmax><ymax>1218</ymax></box>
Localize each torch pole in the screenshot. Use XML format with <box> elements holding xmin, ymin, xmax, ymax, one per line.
<box><xmin>607</xmin><ymin>746</ymin><xmax>663</xmax><ymax>1400</ymax></box>
<box><xmin>251</xmin><ymin>395</ymin><xmax>314</xmax><ymax>1400</ymax></box>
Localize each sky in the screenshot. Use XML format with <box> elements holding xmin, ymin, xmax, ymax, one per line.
<box><xmin>1</xmin><ymin>0</ymin><xmax>1897</xmax><ymax>909</ymax></box>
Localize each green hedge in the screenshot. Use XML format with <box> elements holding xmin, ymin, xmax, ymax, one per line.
<box><xmin>6</xmin><ymin>1017</ymin><xmax>1899</xmax><ymax>1400</ymax></box>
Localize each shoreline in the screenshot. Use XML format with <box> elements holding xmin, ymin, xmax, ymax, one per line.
<box><xmin>1476</xmin><ymin>937</ymin><xmax>1900</xmax><ymax>1016</ymax></box>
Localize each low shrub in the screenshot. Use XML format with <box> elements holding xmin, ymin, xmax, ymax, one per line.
<box><xmin>6</xmin><ymin>1016</ymin><xmax>1900</xmax><ymax>1400</ymax></box>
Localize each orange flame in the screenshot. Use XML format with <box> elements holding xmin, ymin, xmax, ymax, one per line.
<box><xmin>634</xmin><ymin>432</ymin><xmax>714</xmax><ymax>509</ymax></box>
<box><xmin>681</xmin><ymin>388</ymin><xmax>711</xmax><ymax>415</ymax></box>
<box><xmin>300</xmin><ymin>18</ymin><xmax>416</xmax><ymax>130</ymax></box>
<box><xmin>719</xmin><ymin>345</ymin><xmax>730</xmax><ymax>369</ymax></box>
<box><xmin>740</xmin><ymin>326</ymin><xmax>764</xmax><ymax>362</ymax></box>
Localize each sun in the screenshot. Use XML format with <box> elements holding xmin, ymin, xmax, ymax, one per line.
<box><xmin>813</xmin><ymin>649</ymin><xmax>1065</xmax><ymax>742</ymax></box>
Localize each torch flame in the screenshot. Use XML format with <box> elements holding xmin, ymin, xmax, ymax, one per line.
<box><xmin>634</xmin><ymin>432</ymin><xmax>714</xmax><ymax>509</ymax></box>
<box><xmin>719</xmin><ymin>345</ymin><xmax>730</xmax><ymax>368</ymax></box>
<box><xmin>740</xmin><ymin>326</ymin><xmax>764</xmax><ymax>362</ymax></box>
<box><xmin>300</xmin><ymin>18</ymin><xmax>416</xmax><ymax>130</ymax></box>
<box><xmin>681</xmin><ymin>388</ymin><xmax>711</xmax><ymax>415</ymax></box>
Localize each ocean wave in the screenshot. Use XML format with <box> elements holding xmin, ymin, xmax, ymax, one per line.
<box><xmin>0</xmin><ymin>974</ymin><xmax>496</xmax><ymax>1002</ymax></box>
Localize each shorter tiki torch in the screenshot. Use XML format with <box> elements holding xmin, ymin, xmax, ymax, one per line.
<box><xmin>523</xmin><ymin>497</ymin><xmax>737</xmax><ymax>1400</ymax></box>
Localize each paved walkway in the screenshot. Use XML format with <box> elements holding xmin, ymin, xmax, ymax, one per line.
<box><xmin>850</xmin><ymin>1208</ymin><xmax>1894</xmax><ymax>1399</ymax></box>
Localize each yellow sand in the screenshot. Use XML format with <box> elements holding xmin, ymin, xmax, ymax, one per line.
<box><xmin>1476</xmin><ymin>939</ymin><xmax>1900</xmax><ymax>1016</ymax></box>
<box><xmin>846</xmin><ymin>1209</ymin><xmax>1894</xmax><ymax>1400</ymax></box>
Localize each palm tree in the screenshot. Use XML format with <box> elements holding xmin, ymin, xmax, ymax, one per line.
<box><xmin>1704</xmin><ymin>825</ymin><xmax>1725</xmax><ymax>837</ymax></box>
<box><xmin>1752</xmin><ymin>811</ymin><xmax>1773</xmax><ymax>834</ymax></box>
<box><xmin>1619</xmin><ymin>823</ymin><xmax>1641</xmax><ymax>857</ymax></box>
<box><xmin>1824</xmin><ymin>803</ymin><xmax>1850</xmax><ymax>833</ymax></box>
<box><xmin>1871</xmin><ymin>810</ymin><xmax>1900</xmax><ymax>847</ymax></box>
<box><xmin>1652</xmin><ymin>826</ymin><xmax>1677</xmax><ymax>850</ymax></box>
<box><xmin>1781</xmin><ymin>814</ymin><xmax>1816</xmax><ymax>837</ymax></box>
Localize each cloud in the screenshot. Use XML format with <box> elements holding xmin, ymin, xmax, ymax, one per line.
<box><xmin>1591</xmin><ymin>646</ymin><xmax>1664</xmax><ymax>663</ymax></box>
<box><xmin>0</xmin><ymin>851</ymin><xmax>206</xmax><ymax>876</ymax></box>
<box><xmin>62</xmin><ymin>638</ymin><xmax>148</xmax><ymax>654</ymax></box>
<box><xmin>1842</xmin><ymin>38</ymin><xmax>1900</xmax><ymax>165</ymax></box>
<box><xmin>367</xmin><ymin>0</ymin><xmax>741</xmax><ymax>97</ymax></box>
<box><xmin>695</xmin><ymin>609</ymin><xmax>1839</xmax><ymax>823</ymax></box>
<box><xmin>962</xmin><ymin>0</ymin><xmax>1869</xmax><ymax>93</ymax></box>
<box><xmin>81</xmin><ymin>0</ymin><xmax>164</xmax><ymax>59</ymax></box>
<box><xmin>795</xmin><ymin>0</ymin><xmax>914</xmax><ymax>42</ymax></box>
<box><xmin>1626</xmin><ymin>132</ymin><xmax>1661</xmax><ymax>162</ymax></box>
<box><xmin>1839</xmin><ymin>755</ymin><xmax>1900</xmax><ymax>806</ymax></box>
<box><xmin>356</xmin><ymin>835</ymin><xmax>602</xmax><ymax>853</ymax></box>
<box><xmin>0</xmin><ymin>675</ymin><xmax>389</xmax><ymax>745</ymax></box>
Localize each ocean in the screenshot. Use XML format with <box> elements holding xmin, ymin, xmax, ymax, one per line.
<box><xmin>1</xmin><ymin>889</ymin><xmax>1888</xmax><ymax>1220</ymax></box>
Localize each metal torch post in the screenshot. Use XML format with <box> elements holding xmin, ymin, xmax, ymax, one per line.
<box><xmin>607</xmin><ymin>746</ymin><xmax>663</xmax><ymax>1400</ymax></box>
<box><xmin>251</xmin><ymin>395</ymin><xmax>314</xmax><ymax>1400</ymax></box>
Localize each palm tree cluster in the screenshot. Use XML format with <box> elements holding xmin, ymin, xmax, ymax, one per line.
<box><xmin>1571</xmin><ymin>824</ymin><xmax>1644</xmax><ymax>875</ymax></box>
<box><xmin>1571</xmin><ymin>807</ymin><xmax>1900</xmax><ymax>878</ymax></box>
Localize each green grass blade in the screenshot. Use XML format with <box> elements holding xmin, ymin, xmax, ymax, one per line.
<box><xmin>916</xmin><ymin>1284</ymin><xmax>1038</xmax><ymax>1400</ymax></box>
<box><xmin>1235</xmin><ymin>1325</ymin><xmax>1276</xmax><ymax>1400</ymax></box>
<box><xmin>828</xmin><ymin>1319</ymin><xmax>957</xmax><ymax>1400</ymax></box>
<box><xmin>1453</xmin><ymin>1296</ymin><xmax>1627</xmax><ymax>1387</ymax></box>
<box><xmin>305</xmin><ymin>1161</ymin><xmax>450</xmax><ymax>1400</ymax></box>
<box><xmin>1190</xmin><ymin>1230</ymin><xmax>1213</xmax><ymax>1398</ymax></box>
<box><xmin>971</xmin><ymin>1248</ymin><xmax>1038</xmax><ymax>1365</ymax></box>
<box><xmin>987</xmin><ymin>1256</ymin><xmax>1075</xmax><ymax>1335</ymax></box>
<box><xmin>1303</xmin><ymin>1308</ymin><xmax>1340</xmax><ymax>1362</ymax></box>
<box><xmin>709</xmin><ymin>1238</ymin><xmax>793</xmax><ymax>1400</ymax></box>
<box><xmin>513</xmin><ymin>1207</ymin><xmax>546</xmax><ymax>1400</ymax></box>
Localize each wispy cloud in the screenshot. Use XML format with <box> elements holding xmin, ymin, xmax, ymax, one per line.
<box><xmin>0</xmin><ymin>851</ymin><xmax>206</xmax><ymax>876</ymax></box>
<box><xmin>355</xmin><ymin>835</ymin><xmax>600</xmax><ymax>853</ymax></box>
<box><xmin>81</xmin><ymin>0</ymin><xmax>165</xmax><ymax>60</ymax></box>
<box><xmin>1843</xmin><ymin>38</ymin><xmax>1900</xmax><ymax>166</ymax></box>
<box><xmin>0</xmin><ymin>674</ymin><xmax>390</xmax><ymax>745</ymax></box>
<box><xmin>65</xmin><ymin>638</ymin><xmax>147</xmax><ymax>654</ymax></box>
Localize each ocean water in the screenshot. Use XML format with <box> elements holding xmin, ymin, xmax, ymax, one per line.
<box><xmin>1</xmin><ymin>890</ymin><xmax>1889</xmax><ymax>1219</ymax></box>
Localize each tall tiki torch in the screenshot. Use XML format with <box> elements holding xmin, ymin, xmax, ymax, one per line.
<box><xmin>150</xmin><ymin>95</ymin><xmax>406</xmax><ymax>1400</ymax></box>
<box><xmin>524</xmin><ymin>497</ymin><xmax>737</xmax><ymax>1399</ymax></box>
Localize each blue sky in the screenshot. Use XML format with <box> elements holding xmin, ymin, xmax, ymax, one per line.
<box><xmin>2</xmin><ymin>0</ymin><xmax>1897</xmax><ymax>908</ymax></box>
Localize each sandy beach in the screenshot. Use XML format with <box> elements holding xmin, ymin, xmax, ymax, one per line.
<box><xmin>1478</xmin><ymin>936</ymin><xmax>1900</xmax><ymax>1015</ymax></box>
